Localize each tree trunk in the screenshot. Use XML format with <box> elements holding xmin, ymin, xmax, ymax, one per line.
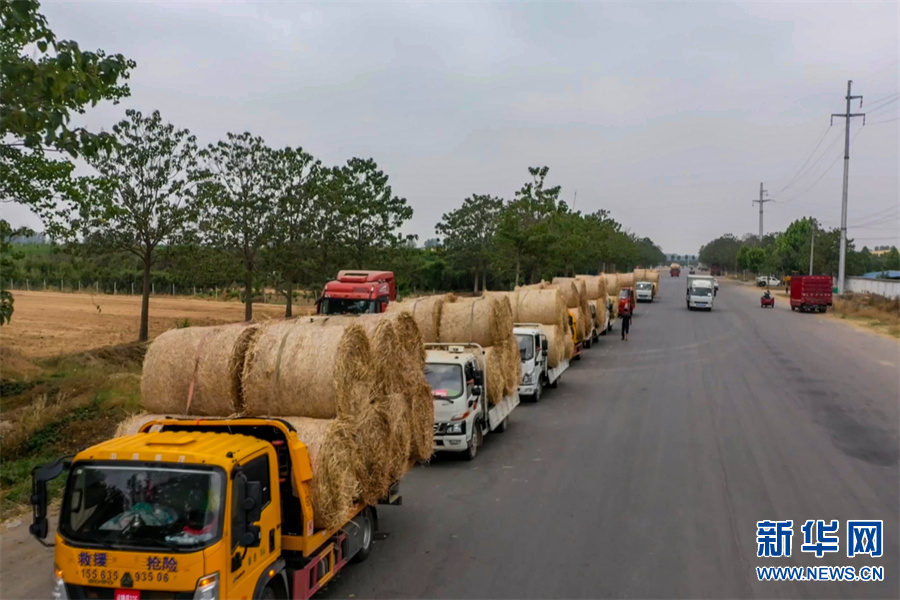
<box><xmin>515</xmin><ymin>257</ymin><xmax>521</xmax><ymax>287</ymax></box>
<box><xmin>244</xmin><ymin>267</ymin><xmax>253</xmax><ymax>322</ymax></box>
<box><xmin>284</xmin><ymin>279</ymin><xmax>293</xmax><ymax>318</ymax></box>
<box><xmin>139</xmin><ymin>254</ymin><xmax>152</xmax><ymax>342</ymax></box>
<box><xmin>482</xmin><ymin>268</ymin><xmax>487</xmax><ymax>292</ymax></box>
<box><xmin>473</xmin><ymin>268</ymin><xmax>479</xmax><ymax>293</ymax></box>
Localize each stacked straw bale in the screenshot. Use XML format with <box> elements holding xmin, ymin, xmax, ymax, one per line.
<box><xmin>617</xmin><ymin>272</ymin><xmax>635</xmax><ymax>288</ymax></box>
<box><xmin>552</xmin><ymin>277</ymin><xmax>591</xmax><ymax>342</ymax></box>
<box><xmin>386</xmin><ymin>294</ymin><xmax>456</xmax><ymax>343</ymax></box>
<box><xmin>507</xmin><ymin>287</ymin><xmax>569</xmax><ymax>366</ymax></box>
<box><xmin>602</xmin><ymin>273</ymin><xmax>621</xmax><ymax>298</ymax></box>
<box><xmin>439</xmin><ymin>295</ymin><xmax>516</xmax><ymax>404</ymax></box>
<box><xmin>577</xmin><ymin>275</ymin><xmax>609</xmax><ymax>331</ymax></box>
<box><xmin>141</xmin><ymin>323</ymin><xmax>259</xmax><ymax>416</ymax></box>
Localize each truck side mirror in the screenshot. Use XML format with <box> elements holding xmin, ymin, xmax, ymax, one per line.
<box><xmin>30</xmin><ymin>456</ymin><xmax>71</xmax><ymax>546</ymax></box>
<box><xmin>472</xmin><ymin>370</ymin><xmax>484</xmax><ymax>386</ymax></box>
<box><xmin>541</xmin><ymin>338</ymin><xmax>548</xmax><ymax>352</ymax></box>
<box><xmin>471</xmin><ymin>385</ymin><xmax>483</xmax><ymax>397</ymax></box>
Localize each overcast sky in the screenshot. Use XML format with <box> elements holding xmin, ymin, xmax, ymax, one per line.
<box><xmin>7</xmin><ymin>0</ymin><xmax>899</xmax><ymax>254</ymax></box>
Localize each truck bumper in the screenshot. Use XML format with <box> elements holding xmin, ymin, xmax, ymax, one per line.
<box><xmin>518</xmin><ymin>384</ymin><xmax>537</xmax><ymax>396</ymax></box>
<box><xmin>433</xmin><ymin>433</ymin><xmax>468</xmax><ymax>452</ymax></box>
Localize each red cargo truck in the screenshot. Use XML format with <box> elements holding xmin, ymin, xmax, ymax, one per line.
<box><xmin>790</xmin><ymin>275</ymin><xmax>833</xmax><ymax>313</ymax></box>
<box><xmin>317</xmin><ymin>270</ymin><xmax>396</xmax><ymax>314</ymax></box>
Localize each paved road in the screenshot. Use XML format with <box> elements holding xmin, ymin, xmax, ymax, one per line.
<box><xmin>3</xmin><ymin>275</ymin><xmax>898</xmax><ymax>599</ymax></box>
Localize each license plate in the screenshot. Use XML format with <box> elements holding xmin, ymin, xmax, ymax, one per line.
<box><xmin>115</xmin><ymin>590</ymin><xmax>140</xmax><ymax>600</ymax></box>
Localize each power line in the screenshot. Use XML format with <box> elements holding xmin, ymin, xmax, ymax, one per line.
<box><xmin>776</xmin><ymin>126</ymin><xmax>863</xmax><ymax>205</ymax></box>
<box><xmin>848</xmin><ymin>204</ymin><xmax>900</xmax><ymax>226</ymax></box>
<box><xmin>868</xmin><ymin>116</ymin><xmax>900</xmax><ymax>125</ymax></box>
<box><xmin>775</xmin><ymin>125</ymin><xmax>834</xmax><ymax>193</ymax></box>
<box><xmin>865</xmin><ymin>95</ymin><xmax>899</xmax><ymax>114</ymax></box>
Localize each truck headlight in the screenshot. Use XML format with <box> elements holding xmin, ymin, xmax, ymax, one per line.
<box><xmin>193</xmin><ymin>573</ymin><xmax>219</xmax><ymax>600</ymax></box>
<box><xmin>52</xmin><ymin>565</ymin><xmax>69</xmax><ymax>600</ymax></box>
<box><xmin>446</xmin><ymin>422</ymin><xmax>465</xmax><ymax>435</ymax></box>
<box><xmin>522</xmin><ymin>372</ymin><xmax>534</xmax><ymax>385</ymax></box>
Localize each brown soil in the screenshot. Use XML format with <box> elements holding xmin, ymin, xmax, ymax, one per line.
<box><xmin>1</xmin><ymin>291</ymin><xmax>301</xmax><ymax>358</ymax></box>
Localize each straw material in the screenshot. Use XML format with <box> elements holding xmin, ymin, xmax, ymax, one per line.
<box><xmin>114</xmin><ymin>413</ymin><xmax>170</xmax><ymax>437</ymax></box>
<box><xmin>618</xmin><ymin>272</ymin><xmax>635</xmax><ymax>288</ymax></box>
<box><xmin>576</xmin><ymin>275</ymin><xmax>608</xmax><ymax>300</ymax></box>
<box><xmin>550</xmin><ymin>279</ymin><xmax>580</xmax><ymax>309</ymax></box>
<box><xmin>477</xmin><ymin>346</ymin><xmax>506</xmax><ymax>405</ymax></box>
<box><xmin>563</xmin><ymin>327</ymin><xmax>575</xmax><ymax>359</ymax></box>
<box><xmin>602</xmin><ymin>273</ymin><xmax>621</xmax><ymax>298</ymax></box>
<box><xmin>141</xmin><ymin>324</ymin><xmax>259</xmax><ymax>416</ymax></box>
<box><xmin>510</xmin><ymin>288</ymin><xmax>568</xmax><ymax>332</ymax></box>
<box><xmin>439</xmin><ymin>296</ymin><xmax>513</xmax><ymax>348</ymax></box>
<box><xmin>387</xmin><ymin>294</ymin><xmax>455</xmax><ymax>343</ymax></box>
<box><xmin>242</xmin><ymin>321</ymin><xmax>373</xmax><ymax>419</ymax></box>
<box><xmin>409</xmin><ymin>380</ymin><xmax>435</xmax><ymax>462</ymax></box>
<box><xmin>647</xmin><ymin>270</ymin><xmax>660</xmax><ymax>284</ymax></box>
<box><xmin>282</xmin><ymin>417</ymin><xmax>361</xmax><ymax>530</ymax></box>
<box><xmin>538</xmin><ymin>325</ymin><xmax>564</xmax><ymax>368</ymax></box>
<box><xmin>552</xmin><ymin>278</ymin><xmax>591</xmax><ymax>340</ymax></box>
<box><xmin>633</xmin><ymin>268</ymin><xmax>648</xmax><ymax>282</ymax></box>
<box><xmin>503</xmin><ymin>334</ymin><xmax>521</xmax><ymax>396</ymax></box>
<box><xmin>386</xmin><ymin>392</ymin><xmax>412</xmax><ymax>479</ymax></box>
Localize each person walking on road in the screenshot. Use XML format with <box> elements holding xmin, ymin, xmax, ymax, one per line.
<box><xmin>620</xmin><ymin>305</ymin><xmax>632</xmax><ymax>341</ymax></box>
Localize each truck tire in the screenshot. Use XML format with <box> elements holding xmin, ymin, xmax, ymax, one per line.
<box><xmin>464</xmin><ymin>426</ymin><xmax>482</xmax><ymax>461</ymax></box>
<box><xmin>352</xmin><ymin>507</ymin><xmax>375</xmax><ymax>563</ymax></box>
<box><xmin>496</xmin><ymin>417</ymin><xmax>508</xmax><ymax>433</ymax></box>
<box><xmin>548</xmin><ymin>375</ymin><xmax>558</xmax><ymax>389</ymax></box>
<box><xmin>534</xmin><ymin>380</ymin><xmax>543</xmax><ymax>401</ymax></box>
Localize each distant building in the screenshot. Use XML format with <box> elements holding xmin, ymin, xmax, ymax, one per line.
<box><xmin>10</xmin><ymin>231</ymin><xmax>50</xmax><ymax>245</ymax></box>
<box><xmin>870</xmin><ymin>245</ymin><xmax>894</xmax><ymax>257</ymax></box>
<box><xmin>861</xmin><ymin>270</ymin><xmax>900</xmax><ymax>280</ymax></box>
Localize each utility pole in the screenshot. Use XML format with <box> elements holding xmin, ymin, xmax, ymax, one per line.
<box><xmin>752</xmin><ymin>182</ymin><xmax>772</xmax><ymax>239</ymax></box>
<box><xmin>809</xmin><ymin>227</ymin><xmax>816</xmax><ymax>275</ymax></box>
<box><xmin>831</xmin><ymin>80</ymin><xmax>865</xmax><ymax>294</ymax></box>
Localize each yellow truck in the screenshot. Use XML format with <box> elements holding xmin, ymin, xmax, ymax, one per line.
<box><xmin>29</xmin><ymin>417</ymin><xmax>401</xmax><ymax>600</ymax></box>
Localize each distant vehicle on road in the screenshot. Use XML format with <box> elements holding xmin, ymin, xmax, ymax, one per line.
<box><xmin>670</xmin><ymin>263</ymin><xmax>681</xmax><ymax>277</ymax></box>
<box><xmin>687</xmin><ymin>279</ymin><xmax>715</xmax><ymax>311</ymax></box>
<box><xmin>790</xmin><ymin>275</ymin><xmax>833</xmax><ymax>313</ymax></box>
<box><xmin>689</xmin><ymin>267</ymin><xmax>696</xmax><ymax>275</ymax></box>
<box><xmin>710</xmin><ymin>265</ymin><xmax>722</xmax><ymax>276</ymax></box>
<box><xmin>756</xmin><ymin>275</ymin><xmax>781</xmax><ymax>287</ymax></box>
<box><xmin>636</xmin><ymin>281</ymin><xmax>654</xmax><ymax>302</ymax></box>
<box><xmin>761</xmin><ymin>291</ymin><xmax>775</xmax><ymax>308</ymax></box>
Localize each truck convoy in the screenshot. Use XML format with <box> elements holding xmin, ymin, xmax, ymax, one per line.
<box><xmin>317</xmin><ymin>271</ymin><xmax>396</xmax><ymax>315</ymax></box>
<box><xmin>514</xmin><ymin>324</ymin><xmax>569</xmax><ymax>402</ymax></box>
<box><xmin>426</xmin><ymin>343</ymin><xmax>519</xmax><ymax>460</ymax></box>
<box><xmin>790</xmin><ymin>275</ymin><xmax>833</xmax><ymax>312</ymax></box>
<box><xmin>30</xmin><ymin>417</ymin><xmax>398</xmax><ymax>600</ymax></box>
<box><xmin>686</xmin><ymin>275</ymin><xmax>715</xmax><ymax>311</ymax></box>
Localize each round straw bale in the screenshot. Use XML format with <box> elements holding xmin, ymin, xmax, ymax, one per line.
<box><xmin>386</xmin><ymin>392</ymin><xmax>412</xmax><ymax>480</ymax></box>
<box><xmin>538</xmin><ymin>325</ymin><xmax>565</xmax><ymax>368</ymax></box>
<box><xmin>387</xmin><ymin>294</ymin><xmax>454</xmax><ymax>343</ymax></box>
<box><xmin>513</xmin><ymin>288</ymin><xmax>568</xmax><ymax>331</ymax></box>
<box><xmin>563</xmin><ymin>327</ymin><xmax>575</xmax><ymax>359</ymax></box>
<box><xmin>618</xmin><ymin>272</ymin><xmax>635</xmax><ymax>288</ymax></box>
<box><xmin>242</xmin><ymin>321</ymin><xmax>373</xmax><ymax>419</ymax></box>
<box><xmin>550</xmin><ymin>279</ymin><xmax>580</xmax><ymax>308</ymax></box>
<box><xmin>141</xmin><ymin>323</ymin><xmax>259</xmax><ymax>416</ymax></box>
<box><xmin>475</xmin><ymin>346</ymin><xmax>506</xmax><ymax>405</ymax></box>
<box><xmin>439</xmin><ymin>296</ymin><xmax>513</xmax><ymax>348</ymax></box>
<box><xmin>503</xmin><ymin>334</ymin><xmax>521</xmax><ymax>396</ymax></box>
<box><xmin>602</xmin><ymin>273</ymin><xmax>621</xmax><ymax>298</ymax></box>
<box><xmin>577</xmin><ymin>275</ymin><xmax>608</xmax><ymax>300</ymax></box>
<box><xmin>647</xmin><ymin>269</ymin><xmax>660</xmax><ymax>283</ymax></box>
<box><xmin>282</xmin><ymin>417</ymin><xmax>361</xmax><ymax>530</ymax></box>
<box><xmin>352</xmin><ymin>405</ymin><xmax>393</xmax><ymax>505</ymax></box>
<box><xmin>409</xmin><ymin>379</ymin><xmax>435</xmax><ymax>462</ymax></box>
<box><xmin>608</xmin><ymin>292</ymin><xmax>619</xmax><ymax>318</ymax></box>
<box><xmin>633</xmin><ymin>268</ymin><xmax>648</xmax><ymax>282</ymax></box>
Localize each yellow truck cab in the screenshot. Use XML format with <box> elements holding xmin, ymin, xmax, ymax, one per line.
<box><xmin>30</xmin><ymin>417</ymin><xmax>396</xmax><ymax>600</ymax></box>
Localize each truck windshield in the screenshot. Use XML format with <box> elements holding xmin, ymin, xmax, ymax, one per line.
<box><xmin>60</xmin><ymin>464</ymin><xmax>225</xmax><ymax>551</ymax></box>
<box><xmin>320</xmin><ymin>298</ymin><xmax>377</xmax><ymax>315</ymax></box>
<box><xmin>637</xmin><ymin>282</ymin><xmax>652</xmax><ymax>290</ymax></box>
<box><xmin>424</xmin><ymin>363</ymin><xmax>464</xmax><ymax>400</ymax></box>
<box><xmin>618</xmin><ymin>289</ymin><xmax>630</xmax><ymax>299</ymax></box>
<box><xmin>692</xmin><ymin>287</ymin><xmax>712</xmax><ymax>297</ymax></box>
<box><xmin>516</xmin><ymin>334</ymin><xmax>534</xmax><ymax>361</ymax></box>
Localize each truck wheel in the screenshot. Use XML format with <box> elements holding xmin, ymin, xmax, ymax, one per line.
<box><xmin>464</xmin><ymin>426</ymin><xmax>482</xmax><ymax>461</ymax></box>
<box><xmin>496</xmin><ymin>417</ymin><xmax>508</xmax><ymax>433</ymax></box>
<box><xmin>548</xmin><ymin>375</ymin><xmax>558</xmax><ymax>389</ymax></box>
<box><xmin>352</xmin><ymin>507</ymin><xmax>375</xmax><ymax>563</ymax></box>
<box><xmin>534</xmin><ymin>381</ymin><xmax>543</xmax><ymax>401</ymax></box>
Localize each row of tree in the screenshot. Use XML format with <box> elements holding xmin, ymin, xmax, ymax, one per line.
<box><xmin>1</xmin><ymin>1</ymin><xmax>665</xmax><ymax>339</ymax></box>
<box><xmin>698</xmin><ymin>220</ymin><xmax>899</xmax><ymax>278</ymax></box>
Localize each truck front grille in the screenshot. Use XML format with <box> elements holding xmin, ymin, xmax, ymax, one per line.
<box><xmin>66</xmin><ymin>585</ymin><xmax>193</xmax><ymax>600</ymax></box>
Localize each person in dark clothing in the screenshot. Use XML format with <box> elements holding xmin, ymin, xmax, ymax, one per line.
<box><xmin>620</xmin><ymin>306</ymin><xmax>632</xmax><ymax>340</ymax></box>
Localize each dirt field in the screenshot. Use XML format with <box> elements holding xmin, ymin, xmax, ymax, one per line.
<box><xmin>1</xmin><ymin>291</ymin><xmax>310</xmax><ymax>358</ymax></box>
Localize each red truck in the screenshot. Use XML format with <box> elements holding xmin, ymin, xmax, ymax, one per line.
<box><xmin>670</xmin><ymin>264</ymin><xmax>681</xmax><ymax>277</ymax></box>
<box><xmin>618</xmin><ymin>287</ymin><xmax>637</xmax><ymax>315</ymax></box>
<box><xmin>790</xmin><ymin>275</ymin><xmax>833</xmax><ymax>313</ymax></box>
<box><xmin>317</xmin><ymin>270</ymin><xmax>396</xmax><ymax>315</ymax></box>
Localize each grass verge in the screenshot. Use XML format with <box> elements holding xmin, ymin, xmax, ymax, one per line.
<box><xmin>832</xmin><ymin>292</ymin><xmax>900</xmax><ymax>338</ymax></box>
<box><xmin>0</xmin><ymin>343</ymin><xmax>145</xmax><ymax>516</ymax></box>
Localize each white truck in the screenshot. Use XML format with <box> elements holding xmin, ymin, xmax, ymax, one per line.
<box><xmin>635</xmin><ymin>281</ymin><xmax>654</xmax><ymax>302</ymax></box>
<box><xmin>686</xmin><ymin>277</ymin><xmax>715</xmax><ymax>311</ymax></box>
<box><xmin>514</xmin><ymin>324</ymin><xmax>569</xmax><ymax>402</ymax></box>
<box><xmin>425</xmin><ymin>343</ymin><xmax>520</xmax><ymax>460</ymax></box>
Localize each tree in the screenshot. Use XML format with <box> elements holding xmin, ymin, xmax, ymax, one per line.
<box><xmin>737</xmin><ymin>245</ymin><xmax>766</xmax><ymax>273</ymax></box>
<box><xmin>0</xmin><ymin>220</ymin><xmax>33</xmax><ymax>325</ymax></box>
<box><xmin>197</xmin><ymin>132</ymin><xmax>278</xmax><ymax>321</ymax></box>
<box><xmin>698</xmin><ymin>234</ymin><xmax>742</xmax><ymax>272</ymax></box>
<box><xmin>495</xmin><ymin>166</ymin><xmax>562</xmax><ymax>285</ymax></box>
<box><xmin>337</xmin><ymin>157</ymin><xmax>415</xmax><ymax>268</ymax></box>
<box><xmin>436</xmin><ymin>194</ymin><xmax>503</xmax><ymax>291</ymax></box>
<box><xmin>29</xmin><ymin>109</ymin><xmax>200</xmax><ymax>341</ymax></box>
<box><xmin>265</xmin><ymin>146</ymin><xmax>321</xmax><ymax>317</ymax></box>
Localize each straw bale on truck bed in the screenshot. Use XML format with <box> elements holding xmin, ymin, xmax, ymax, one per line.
<box><xmin>141</xmin><ymin>323</ymin><xmax>259</xmax><ymax>416</ymax></box>
<box><xmin>602</xmin><ymin>273</ymin><xmax>621</xmax><ymax>298</ymax></box>
<box><xmin>576</xmin><ymin>275</ymin><xmax>608</xmax><ymax>301</ymax></box>
<box><xmin>439</xmin><ymin>295</ymin><xmax>514</xmax><ymax>347</ymax></box>
<box><xmin>242</xmin><ymin>321</ymin><xmax>372</xmax><ymax>419</ymax></box>
<box><xmin>551</xmin><ymin>277</ymin><xmax>591</xmax><ymax>341</ymax></box>
<box><xmin>618</xmin><ymin>272</ymin><xmax>635</xmax><ymax>288</ymax></box>
<box><xmin>386</xmin><ymin>294</ymin><xmax>456</xmax><ymax>343</ymax></box>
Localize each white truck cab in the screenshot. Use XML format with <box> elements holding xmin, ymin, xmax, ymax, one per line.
<box><xmin>635</xmin><ymin>281</ymin><xmax>654</xmax><ymax>302</ymax></box>
<box><xmin>425</xmin><ymin>343</ymin><xmax>520</xmax><ymax>460</ymax></box>
<box><xmin>687</xmin><ymin>279</ymin><xmax>715</xmax><ymax>311</ymax></box>
<box><xmin>514</xmin><ymin>324</ymin><xmax>569</xmax><ymax>402</ymax></box>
